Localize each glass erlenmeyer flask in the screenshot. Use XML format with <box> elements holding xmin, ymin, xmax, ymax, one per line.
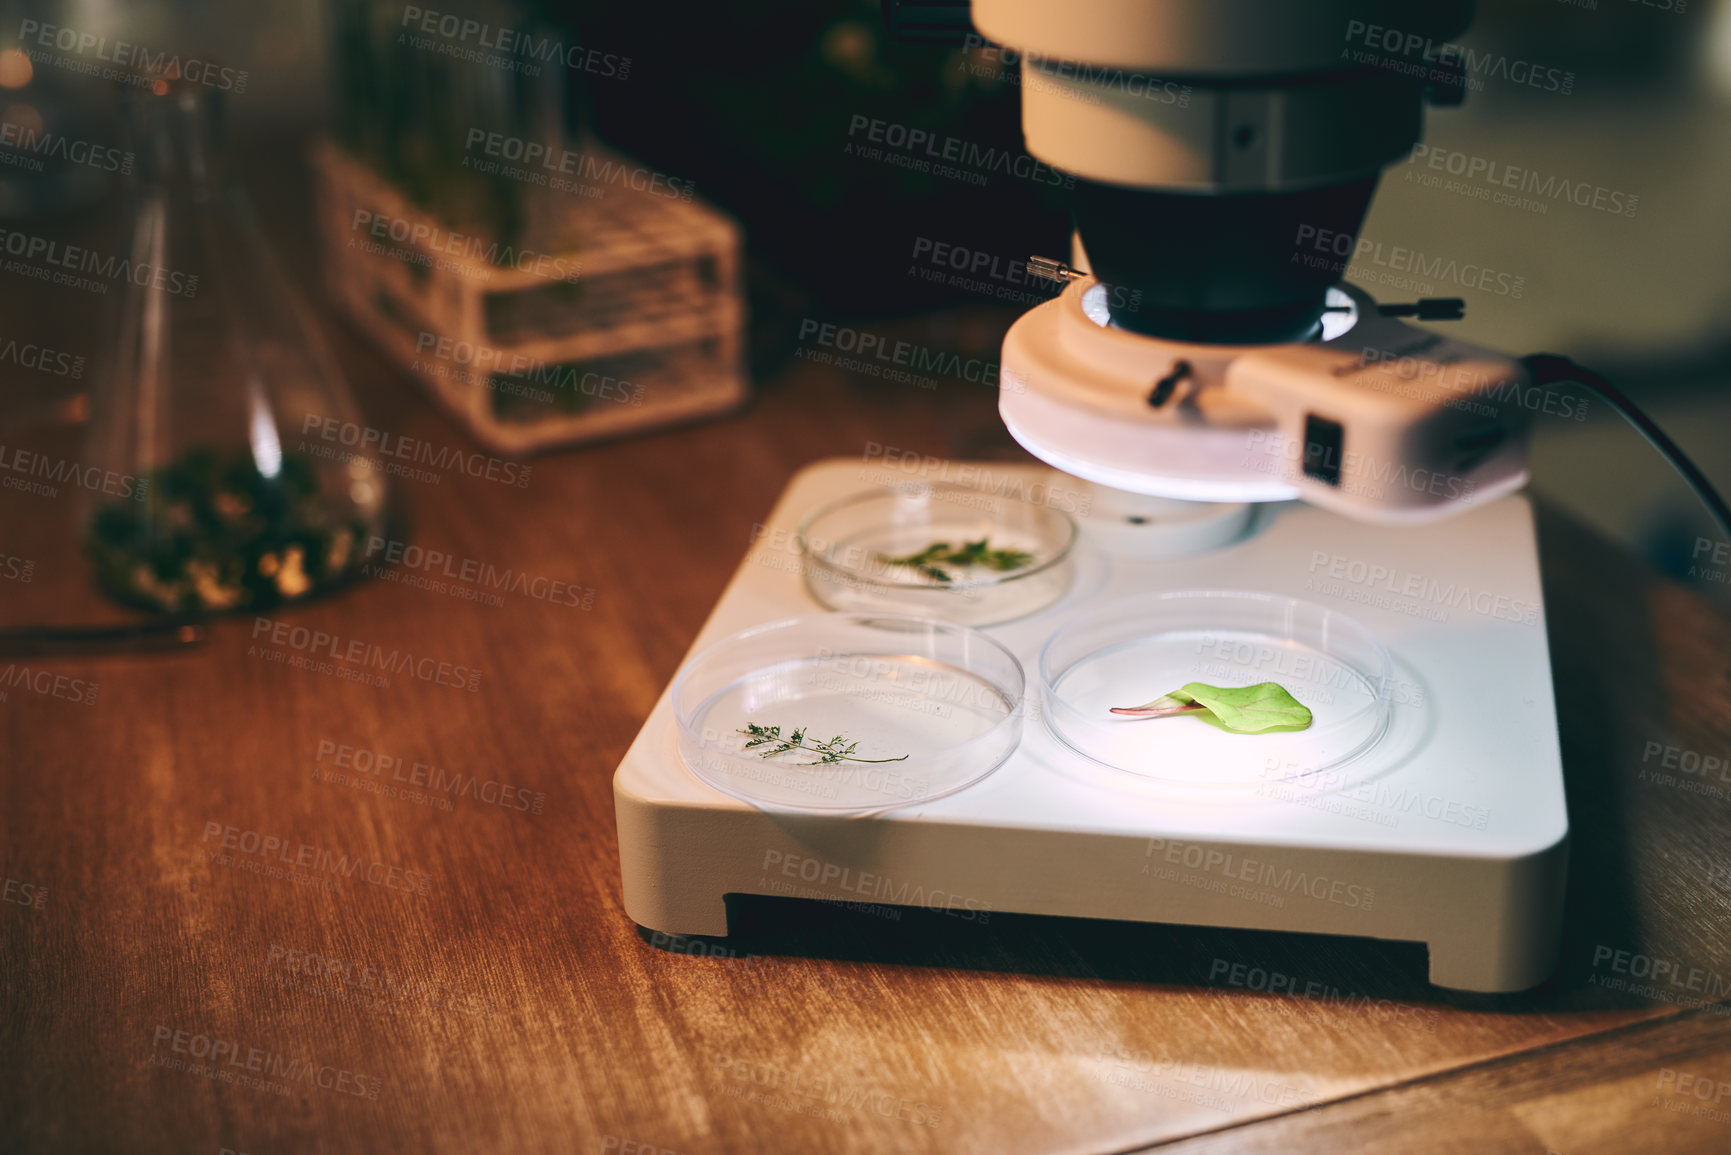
<box><xmin>81</xmin><ymin>81</ymin><xmax>388</xmax><ymax>614</ymax></box>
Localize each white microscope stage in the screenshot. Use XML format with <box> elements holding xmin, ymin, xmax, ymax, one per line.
<box><xmin>614</xmin><ymin>459</ymin><xmax>1567</xmax><ymax>993</ymax></box>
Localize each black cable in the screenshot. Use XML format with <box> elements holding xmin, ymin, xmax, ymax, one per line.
<box><xmin>1521</xmin><ymin>353</ymin><xmax>1731</xmax><ymax>545</ymax></box>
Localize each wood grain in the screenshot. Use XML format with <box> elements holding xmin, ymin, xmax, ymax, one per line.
<box><xmin>3</xmin><ymin>137</ymin><xmax>1731</xmax><ymax>1155</ymax></box>
<box><xmin>1152</xmin><ymin>1007</ymin><xmax>1731</xmax><ymax>1155</ymax></box>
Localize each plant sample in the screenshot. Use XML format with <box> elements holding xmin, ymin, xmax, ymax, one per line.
<box><xmin>1110</xmin><ymin>682</ymin><xmax>1313</xmax><ymax>733</ymax></box>
<box><xmin>737</xmin><ymin>723</ymin><xmax>908</xmax><ymax>765</ymax></box>
<box><xmin>876</xmin><ymin>537</ymin><xmax>1035</xmax><ymax>583</ymax></box>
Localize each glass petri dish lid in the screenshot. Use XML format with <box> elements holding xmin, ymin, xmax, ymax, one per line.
<box><xmin>797</xmin><ymin>482</ymin><xmax>1077</xmax><ymax>626</ymax></box>
<box><xmin>674</xmin><ymin>613</ymin><xmax>1026</xmax><ymax>811</ymax></box>
<box><xmin>1039</xmin><ymin>590</ymin><xmax>1392</xmax><ymax>789</ymax></box>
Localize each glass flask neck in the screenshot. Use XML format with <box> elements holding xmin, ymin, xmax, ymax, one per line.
<box><xmin>124</xmin><ymin>85</ymin><xmax>227</xmax><ymax>194</ymax></box>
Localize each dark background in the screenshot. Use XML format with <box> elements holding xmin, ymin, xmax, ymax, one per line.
<box><xmin>2</xmin><ymin>0</ymin><xmax>1730</xmax><ymax>591</ymax></box>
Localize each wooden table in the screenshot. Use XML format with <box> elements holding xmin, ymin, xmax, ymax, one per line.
<box><xmin>5</xmin><ymin>155</ymin><xmax>1731</xmax><ymax>1155</ymax></box>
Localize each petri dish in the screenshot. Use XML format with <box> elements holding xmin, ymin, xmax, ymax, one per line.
<box><xmin>1039</xmin><ymin>590</ymin><xmax>1391</xmax><ymax>788</ymax></box>
<box><xmin>1075</xmin><ymin>489</ymin><xmax>1255</xmax><ymax>559</ymax></box>
<box><xmin>797</xmin><ymin>483</ymin><xmax>1077</xmax><ymax>626</ymax></box>
<box><xmin>674</xmin><ymin>613</ymin><xmax>1025</xmax><ymax>811</ymax></box>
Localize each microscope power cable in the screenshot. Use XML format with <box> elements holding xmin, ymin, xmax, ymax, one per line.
<box><xmin>1521</xmin><ymin>353</ymin><xmax>1731</xmax><ymax>544</ymax></box>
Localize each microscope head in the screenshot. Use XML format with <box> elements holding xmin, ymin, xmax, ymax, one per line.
<box><xmin>974</xmin><ymin>0</ymin><xmax>1474</xmax><ymax>343</ymax></box>
<box><xmin>961</xmin><ymin>1</ymin><xmax>1535</xmax><ymax>524</ymax></box>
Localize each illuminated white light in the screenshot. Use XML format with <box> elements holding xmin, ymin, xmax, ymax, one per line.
<box><xmin>1080</xmin><ymin>283</ymin><xmax>1113</xmax><ymax>327</ymax></box>
<box><xmin>1710</xmin><ymin>0</ymin><xmax>1731</xmax><ymax>99</ymax></box>
<box><xmin>1002</xmin><ymin>411</ymin><xmax>1298</xmax><ymax>503</ymax></box>
<box><xmin>1318</xmin><ymin>286</ymin><xmax>1358</xmax><ymax>342</ymax></box>
<box><xmin>248</xmin><ymin>384</ymin><xmax>283</xmax><ymax>479</ymax></box>
<box><xmin>1080</xmin><ymin>282</ymin><xmax>1359</xmax><ymax>342</ymax></box>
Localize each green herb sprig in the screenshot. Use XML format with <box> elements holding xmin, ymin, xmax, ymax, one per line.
<box><xmin>738</xmin><ymin>723</ymin><xmax>908</xmax><ymax>765</ymax></box>
<box><xmin>876</xmin><ymin>537</ymin><xmax>1035</xmax><ymax>583</ymax></box>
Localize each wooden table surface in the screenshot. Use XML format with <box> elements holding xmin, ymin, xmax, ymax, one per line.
<box><xmin>5</xmin><ymin>156</ymin><xmax>1731</xmax><ymax>1155</ymax></box>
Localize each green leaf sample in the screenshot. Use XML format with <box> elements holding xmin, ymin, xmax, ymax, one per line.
<box><xmin>1110</xmin><ymin>682</ymin><xmax>1312</xmax><ymax>733</ymax></box>
<box><xmin>876</xmin><ymin>538</ymin><xmax>1036</xmax><ymax>583</ymax></box>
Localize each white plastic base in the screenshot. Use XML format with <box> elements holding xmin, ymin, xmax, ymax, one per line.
<box><xmin>614</xmin><ymin>460</ymin><xmax>1569</xmax><ymax>993</ymax></box>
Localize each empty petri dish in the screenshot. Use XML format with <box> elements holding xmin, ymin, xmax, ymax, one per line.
<box><xmin>797</xmin><ymin>483</ymin><xmax>1077</xmax><ymax>626</ymax></box>
<box><xmin>674</xmin><ymin>613</ymin><xmax>1025</xmax><ymax>811</ymax></box>
<box><xmin>1039</xmin><ymin>590</ymin><xmax>1391</xmax><ymax>788</ymax></box>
